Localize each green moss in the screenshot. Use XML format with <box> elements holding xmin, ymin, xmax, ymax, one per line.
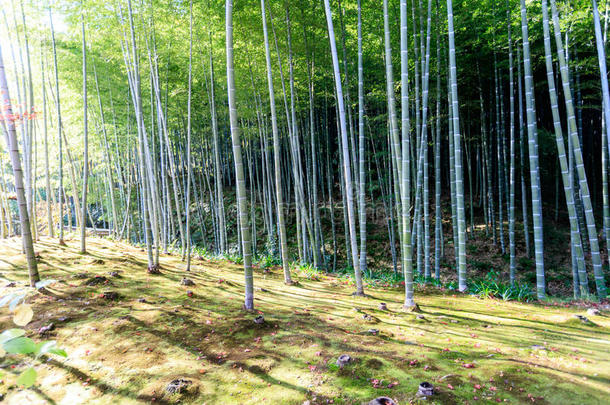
<box><xmin>0</xmin><ymin>236</ymin><xmax>608</xmax><ymax>404</ymax></box>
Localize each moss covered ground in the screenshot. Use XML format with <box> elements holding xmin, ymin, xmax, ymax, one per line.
<box><xmin>0</xmin><ymin>235</ymin><xmax>609</xmax><ymax>404</ymax></box>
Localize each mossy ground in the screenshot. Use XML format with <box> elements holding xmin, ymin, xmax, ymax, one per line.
<box><xmin>0</xmin><ymin>235</ymin><xmax>609</xmax><ymax>404</ymax></box>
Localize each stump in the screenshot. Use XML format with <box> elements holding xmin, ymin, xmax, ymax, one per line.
<box><xmin>147</xmin><ymin>265</ymin><xmax>161</xmax><ymax>275</ymax></box>
<box><xmin>102</xmin><ymin>291</ymin><xmax>119</xmax><ymax>300</ymax></box>
<box><xmin>336</xmin><ymin>354</ymin><xmax>352</xmax><ymax>368</ymax></box>
<box><xmin>181</xmin><ymin>278</ymin><xmax>195</xmax><ymax>286</ymax></box>
<box><xmin>417</xmin><ymin>382</ymin><xmax>434</xmax><ymax>397</ymax></box>
<box><xmin>378</xmin><ymin>303</ymin><xmax>388</xmax><ymax>311</ymax></box>
<box><xmin>165</xmin><ymin>379</ymin><xmax>192</xmax><ymax>394</ymax></box>
<box><xmin>367</xmin><ymin>397</ymin><xmax>397</xmax><ymax>405</ymax></box>
<box><xmin>254</xmin><ymin>315</ymin><xmax>265</xmax><ymax>324</ymax></box>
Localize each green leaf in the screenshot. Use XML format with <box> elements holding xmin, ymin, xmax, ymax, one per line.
<box><xmin>0</xmin><ymin>328</ymin><xmax>26</xmax><ymax>344</ymax></box>
<box><xmin>16</xmin><ymin>367</ymin><xmax>37</xmax><ymax>388</ymax></box>
<box><xmin>3</xmin><ymin>337</ymin><xmax>37</xmax><ymax>355</ymax></box>
<box><xmin>48</xmin><ymin>347</ymin><xmax>67</xmax><ymax>357</ymax></box>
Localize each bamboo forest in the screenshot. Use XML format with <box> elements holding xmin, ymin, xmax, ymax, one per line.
<box><xmin>1</xmin><ymin>0</ymin><xmax>610</xmax><ymax>403</ymax></box>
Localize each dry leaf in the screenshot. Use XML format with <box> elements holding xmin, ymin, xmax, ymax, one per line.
<box><xmin>13</xmin><ymin>304</ymin><xmax>34</xmax><ymax>326</ymax></box>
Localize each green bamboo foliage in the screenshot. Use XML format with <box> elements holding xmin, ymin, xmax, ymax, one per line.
<box><xmin>519</xmin><ymin>0</ymin><xmax>545</xmax><ymax>299</ymax></box>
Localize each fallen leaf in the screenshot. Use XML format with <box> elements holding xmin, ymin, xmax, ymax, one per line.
<box><xmin>13</xmin><ymin>305</ymin><xmax>33</xmax><ymax>326</ymax></box>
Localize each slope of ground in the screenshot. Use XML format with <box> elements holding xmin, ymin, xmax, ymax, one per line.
<box><xmin>0</xmin><ymin>236</ymin><xmax>609</xmax><ymax>404</ymax></box>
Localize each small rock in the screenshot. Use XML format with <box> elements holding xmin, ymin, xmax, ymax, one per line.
<box><xmin>587</xmin><ymin>308</ymin><xmax>601</xmax><ymax>316</ymax></box>
<box><xmin>574</xmin><ymin>314</ymin><xmax>590</xmax><ymax>323</ymax></box>
<box><xmin>416</xmin><ymin>314</ymin><xmax>426</xmax><ymax>320</ymax></box>
<box><xmin>5</xmin><ymin>282</ymin><xmax>16</xmax><ymax>288</ymax></box>
<box><xmin>84</xmin><ymin>276</ymin><xmax>109</xmax><ymax>286</ymax></box>
<box><xmin>254</xmin><ymin>315</ymin><xmax>265</xmax><ymax>324</ymax></box>
<box><xmin>368</xmin><ymin>397</ymin><xmax>397</xmax><ymax>405</ymax></box>
<box><xmin>165</xmin><ymin>378</ymin><xmax>192</xmax><ymax>394</ymax></box>
<box><xmin>58</xmin><ymin>317</ymin><xmax>69</xmax><ymax>322</ymax></box>
<box><xmin>336</xmin><ymin>354</ymin><xmax>352</xmax><ymax>368</ymax></box>
<box><xmin>108</xmin><ymin>271</ymin><xmax>121</xmax><ymax>278</ymax></box>
<box><xmin>417</xmin><ymin>382</ymin><xmax>434</xmax><ymax>397</ymax></box>
<box><xmin>531</xmin><ymin>345</ymin><xmax>546</xmax><ymax>351</ymax></box>
<box><xmin>450</xmin><ymin>320</ymin><xmax>459</xmax><ymax>324</ymax></box>
<box><xmin>367</xmin><ymin>329</ymin><xmax>380</xmax><ymax>335</ymax></box>
<box><xmin>181</xmin><ymin>278</ymin><xmax>195</xmax><ymax>286</ymax></box>
<box><xmin>137</xmin><ymin>298</ymin><xmax>148</xmax><ymax>303</ymax></box>
<box><xmin>362</xmin><ymin>314</ymin><xmax>379</xmax><ymax>323</ymax></box>
<box><xmin>101</xmin><ymin>291</ymin><xmax>119</xmax><ymax>300</ymax></box>
<box><xmin>378</xmin><ymin>303</ymin><xmax>388</xmax><ymax>311</ymax></box>
<box><xmin>73</xmin><ymin>273</ymin><xmax>89</xmax><ymax>280</ymax></box>
<box><xmin>38</xmin><ymin>323</ymin><xmax>55</xmax><ymax>336</ymax></box>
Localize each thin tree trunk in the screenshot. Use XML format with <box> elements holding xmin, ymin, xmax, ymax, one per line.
<box><xmin>226</xmin><ymin>0</ymin><xmax>254</xmax><ymax>310</ymax></box>
<box><xmin>447</xmin><ymin>0</ymin><xmax>467</xmax><ymax>291</ymax></box>
<box><xmin>261</xmin><ymin>0</ymin><xmax>291</xmax><ymax>282</ymax></box>
<box><xmin>185</xmin><ymin>0</ymin><xmax>193</xmax><ymax>272</ymax></box>
<box><xmin>80</xmin><ymin>11</ymin><xmax>88</xmax><ymax>254</ymax></box>
<box><xmin>324</xmin><ymin>0</ymin><xmax>364</xmax><ymax>296</ymax></box>
<box><xmin>357</xmin><ymin>0</ymin><xmax>367</xmax><ymax>275</ymax></box>
<box><xmin>0</xmin><ymin>43</ymin><xmax>39</xmax><ymax>286</ymax></box>
<box><xmin>520</xmin><ymin>0</ymin><xmax>545</xmax><ymax>299</ymax></box>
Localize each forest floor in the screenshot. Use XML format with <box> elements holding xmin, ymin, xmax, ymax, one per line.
<box><xmin>0</xmin><ymin>236</ymin><xmax>609</xmax><ymax>404</ymax></box>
